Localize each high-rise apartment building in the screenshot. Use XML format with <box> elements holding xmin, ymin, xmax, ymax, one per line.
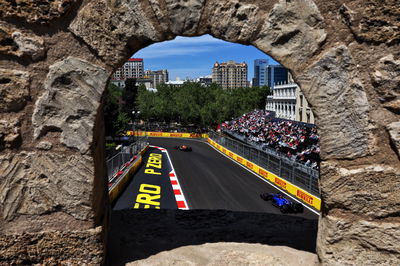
<box><xmin>253</xmin><ymin>59</ymin><xmax>289</xmax><ymax>88</ymax></box>
<box><xmin>144</xmin><ymin>69</ymin><xmax>168</xmax><ymax>89</ymax></box>
<box><xmin>265</xmin><ymin>65</ymin><xmax>288</xmax><ymax>88</ymax></box>
<box><xmin>112</xmin><ymin>58</ymin><xmax>144</xmax><ymax>80</ymax></box>
<box><xmin>253</xmin><ymin>59</ymin><xmax>269</xmax><ymax>87</ymax></box>
<box><xmin>212</xmin><ymin>60</ymin><xmax>248</xmax><ymax>89</ymax></box>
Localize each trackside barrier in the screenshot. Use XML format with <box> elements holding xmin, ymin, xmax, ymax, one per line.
<box><xmin>106</xmin><ymin>136</ymin><xmax>148</xmax><ymax>180</ymax></box>
<box><xmin>207</xmin><ymin>138</ymin><xmax>321</xmax><ymax>211</ymax></box>
<box><xmin>109</xmin><ymin>145</ymin><xmax>149</xmax><ymax>203</ymax></box>
<box><xmin>127</xmin><ymin>131</ymin><xmax>208</xmax><ymax>138</ymax></box>
<box><xmin>139</xmin><ymin>145</ymin><xmax>149</xmax><ymax>156</ymax></box>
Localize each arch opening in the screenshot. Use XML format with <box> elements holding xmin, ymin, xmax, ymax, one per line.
<box><xmin>103</xmin><ymin>35</ymin><xmax>321</xmax><ymax>264</ymax></box>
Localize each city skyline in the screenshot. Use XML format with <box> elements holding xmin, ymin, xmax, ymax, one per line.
<box><xmin>133</xmin><ymin>34</ymin><xmax>278</xmax><ymax>81</ymax></box>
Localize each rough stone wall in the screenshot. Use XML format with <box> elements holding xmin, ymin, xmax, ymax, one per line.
<box><xmin>0</xmin><ymin>0</ymin><xmax>398</xmax><ymax>264</ymax></box>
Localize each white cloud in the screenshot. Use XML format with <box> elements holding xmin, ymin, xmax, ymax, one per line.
<box><xmin>134</xmin><ymin>35</ymin><xmax>233</xmax><ymax>59</ymax></box>
<box><xmin>168</xmin><ymin>67</ymin><xmax>212</xmax><ymax>79</ymax></box>
<box><xmin>135</xmin><ymin>46</ymin><xmax>214</xmax><ymax>59</ymax></box>
<box><xmin>169</xmin><ymin>67</ymin><xmax>211</xmax><ymax>73</ymax></box>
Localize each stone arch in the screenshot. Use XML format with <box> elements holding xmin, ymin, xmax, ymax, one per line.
<box><xmin>0</xmin><ymin>0</ymin><xmax>399</xmax><ymax>264</ymax></box>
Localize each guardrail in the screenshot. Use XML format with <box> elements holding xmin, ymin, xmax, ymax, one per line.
<box><xmin>108</xmin><ymin>145</ymin><xmax>149</xmax><ymax>203</ymax></box>
<box><xmin>106</xmin><ymin>136</ymin><xmax>148</xmax><ymax>180</ymax></box>
<box><xmin>208</xmin><ymin>131</ymin><xmax>320</xmax><ymax>211</ymax></box>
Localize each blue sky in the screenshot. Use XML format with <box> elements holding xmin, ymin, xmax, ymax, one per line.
<box><xmin>133</xmin><ymin>35</ymin><xmax>278</xmax><ymax>81</ymax></box>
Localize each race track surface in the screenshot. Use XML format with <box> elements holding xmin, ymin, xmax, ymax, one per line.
<box><xmin>113</xmin><ymin>137</ymin><xmax>318</xmax><ymax>220</ymax></box>
<box><xmin>113</xmin><ymin>146</ymin><xmax>180</xmax><ymax>210</ymax></box>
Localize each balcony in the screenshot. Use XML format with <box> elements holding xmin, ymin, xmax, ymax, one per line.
<box><xmin>272</xmin><ymin>95</ymin><xmax>296</xmax><ymax>100</ymax></box>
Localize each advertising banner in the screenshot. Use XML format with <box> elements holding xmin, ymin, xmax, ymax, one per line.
<box><xmin>126</xmin><ymin>131</ymin><xmax>208</xmax><ymax>138</ymax></box>
<box><xmin>207</xmin><ymin>138</ymin><xmax>321</xmax><ymax>211</ymax></box>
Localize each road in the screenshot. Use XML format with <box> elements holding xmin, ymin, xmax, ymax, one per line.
<box><xmin>113</xmin><ymin>137</ymin><xmax>318</xmax><ymax>220</ymax></box>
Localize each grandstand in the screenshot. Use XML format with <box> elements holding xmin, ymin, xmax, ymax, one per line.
<box><xmin>221</xmin><ymin>110</ymin><xmax>320</xmax><ymax>170</ymax></box>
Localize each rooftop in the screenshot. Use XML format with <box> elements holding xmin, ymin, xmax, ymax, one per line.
<box><xmin>128</xmin><ymin>58</ymin><xmax>143</xmax><ymax>62</ymax></box>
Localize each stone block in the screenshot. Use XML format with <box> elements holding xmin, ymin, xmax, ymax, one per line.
<box><xmin>320</xmin><ymin>162</ymin><xmax>400</xmax><ymax>218</ymax></box>
<box><xmin>0</xmin><ymin>0</ymin><xmax>78</xmax><ymax>23</ymax></box>
<box><xmin>0</xmin><ymin>227</ymin><xmax>103</xmax><ymax>264</ymax></box>
<box><xmin>0</xmin><ymin>22</ymin><xmax>46</xmax><ymax>61</ymax></box>
<box><xmin>69</xmin><ymin>0</ymin><xmax>164</xmax><ymax>65</ymax></box>
<box><xmin>297</xmin><ymin>45</ymin><xmax>369</xmax><ymax>159</ymax></box>
<box><xmin>318</xmin><ymin>214</ymin><xmax>400</xmax><ymax>265</ymax></box>
<box><xmin>199</xmin><ymin>0</ymin><xmax>261</xmax><ymax>43</ymax></box>
<box><xmin>253</xmin><ymin>0</ymin><xmax>327</xmax><ymax>69</ymax></box>
<box><xmin>164</xmin><ymin>0</ymin><xmax>205</xmax><ymax>36</ymax></box>
<box><xmin>339</xmin><ymin>0</ymin><xmax>400</xmax><ymax>45</ymax></box>
<box><xmin>0</xmin><ymin>151</ymin><xmax>95</xmax><ymax>224</ymax></box>
<box><xmin>35</xmin><ymin>141</ymin><xmax>53</xmax><ymax>151</ymax></box>
<box><xmin>387</xmin><ymin>122</ymin><xmax>400</xmax><ymax>158</ymax></box>
<box><xmin>0</xmin><ymin>69</ymin><xmax>30</xmax><ymax>113</ymax></box>
<box><xmin>32</xmin><ymin>57</ymin><xmax>108</xmax><ymax>154</ymax></box>
<box><xmin>372</xmin><ymin>54</ymin><xmax>400</xmax><ymax>112</ymax></box>
<box><xmin>0</xmin><ymin>118</ymin><xmax>21</xmax><ymax>151</ymax></box>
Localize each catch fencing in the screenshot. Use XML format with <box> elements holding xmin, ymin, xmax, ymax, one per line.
<box><xmin>209</xmin><ymin>131</ymin><xmax>320</xmax><ymax>196</ymax></box>
<box><xmin>106</xmin><ymin>135</ymin><xmax>148</xmax><ymax>180</ymax></box>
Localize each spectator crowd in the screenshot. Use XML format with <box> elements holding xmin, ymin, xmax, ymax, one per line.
<box><xmin>221</xmin><ymin>110</ymin><xmax>320</xmax><ymax>170</ymax></box>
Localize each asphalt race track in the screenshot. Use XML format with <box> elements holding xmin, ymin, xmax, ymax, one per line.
<box><xmin>113</xmin><ymin>137</ymin><xmax>318</xmax><ymax>220</ymax></box>
<box><xmin>113</xmin><ymin>146</ymin><xmax>180</xmax><ymax>211</ymax></box>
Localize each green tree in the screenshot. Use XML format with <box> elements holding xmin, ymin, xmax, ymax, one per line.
<box><xmin>134</xmin><ymin>82</ymin><xmax>269</xmax><ymax>129</ymax></box>
<box><xmin>136</xmin><ymin>84</ymin><xmax>156</xmax><ymax>121</ymax></box>
<box><xmin>114</xmin><ymin>112</ymin><xmax>131</xmax><ymax>135</ymax></box>
<box><xmin>152</xmin><ymin>83</ymin><xmax>177</xmax><ymax>122</ymax></box>
<box><xmin>122</xmin><ymin>78</ymin><xmax>139</xmax><ymax>118</ymax></box>
<box><xmin>103</xmin><ymin>82</ymin><xmax>138</xmax><ymax>136</ymax></box>
<box><xmin>103</xmin><ymin>83</ymin><xmax>123</xmax><ymax>136</ymax></box>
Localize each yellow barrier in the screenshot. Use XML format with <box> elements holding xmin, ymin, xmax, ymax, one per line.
<box><xmin>109</xmin><ymin>144</ymin><xmax>149</xmax><ymax>203</ymax></box>
<box><xmin>207</xmin><ymin>138</ymin><xmax>321</xmax><ymax>211</ymax></box>
<box><xmin>140</xmin><ymin>145</ymin><xmax>149</xmax><ymax>156</ymax></box>
<box><xmin>126</xmin><ymin>131</ymin><xmax>146</xmax><ymax>136</ymax></box>
<box><xmin>126</xmin><ymin>131</ymin><xmax>208</xmax><ymax>138</ymax></box>
<box><xmin>109</xmin><ymin>156</ymin><xmax>142</xmax><ymax>203</ymax></box>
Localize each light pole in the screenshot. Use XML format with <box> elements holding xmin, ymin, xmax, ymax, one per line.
<box><xmin>131</xmin><ymin>111</ymin><xmax>136</xmax><ymax>144</ymax></box>
<box><xmin>132</xmin><ymin>110</ymin><xmax>141</xmax><ymax>143</ymax></box>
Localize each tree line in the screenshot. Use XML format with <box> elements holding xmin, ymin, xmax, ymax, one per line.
<box><xmin>103</xmin><ymin>79</ymin><xmax>270</xmax><ymax>136</ymax></box>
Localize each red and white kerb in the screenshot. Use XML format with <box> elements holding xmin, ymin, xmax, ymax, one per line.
<box><xmin>150</xmin><ymin>146</ymin><xmax>166</xmax><ymax>152</ymax></box>
<box><xmin>168</xmin><ymin>171</ymin><xmax>188</xmax><ymax>209</ymax></box>
<box><xmin>150</xmin><ymin>145</ymin><xmax>189</xmax><ymax>210</ymax></box>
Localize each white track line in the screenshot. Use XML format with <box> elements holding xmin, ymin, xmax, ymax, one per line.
<box><xmin>150</xmin><ymin>145</ymin><xmax>189</xmax><ymax>210</ymax></box>
<box><xmin>205</xmin><ymin>141</ymin><xmax>320</xmax><ymax>216</ymax></box>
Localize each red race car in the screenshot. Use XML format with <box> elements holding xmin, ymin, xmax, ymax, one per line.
<box><xmin>174</xmin><ymin>145</ymin><xmax>192</xmax><ymax>152</ymax></box>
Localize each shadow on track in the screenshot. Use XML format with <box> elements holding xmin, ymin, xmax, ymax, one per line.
<box><xmin>106</xmin><ymin>209</ymin><xmax>317</xmax><ymax>265</ymax></box>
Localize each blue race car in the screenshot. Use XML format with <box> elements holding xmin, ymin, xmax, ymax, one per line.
<box><xmin>260</xmin><ymin>192</ymin><xmax>304</xmax><ymax>213</ymax></box>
